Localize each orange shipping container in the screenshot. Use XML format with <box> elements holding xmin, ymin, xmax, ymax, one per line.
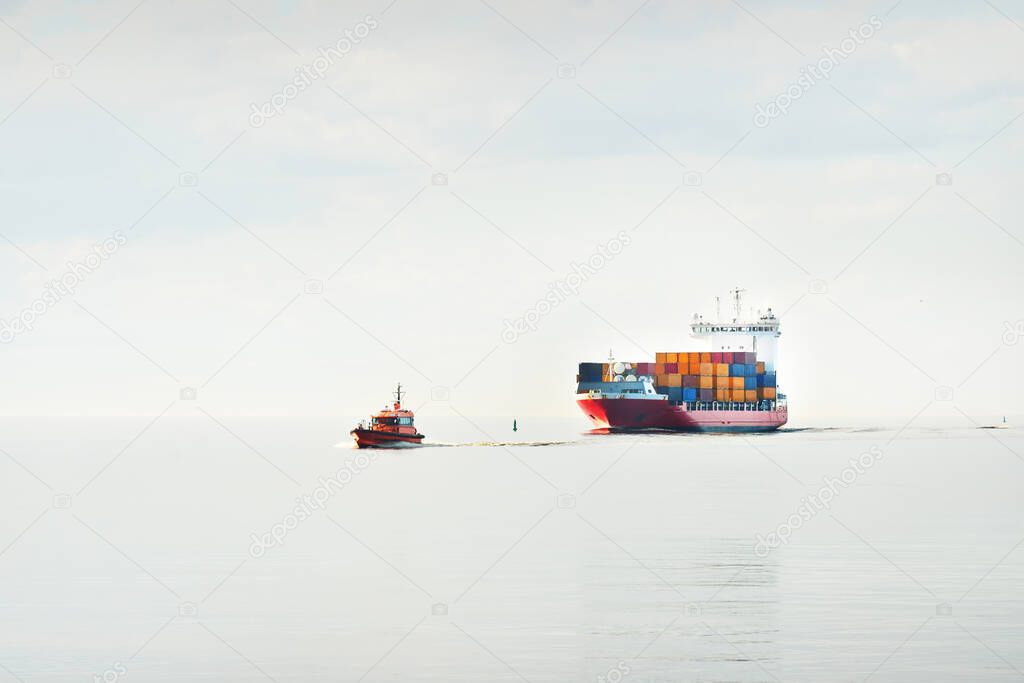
<box><xmin>756</xmin><ymin>361</ymin><xmax>765</xmax><ymax>375</ymax></box>
<box><xmin>732</xmin><ymin>389</ymin><xmax>746</xmax><ymax>402</ymax></box>
<box><xmin>731</xmin><ymin>377</ymin><xmax>745</xmax><ymax>389</ymax></box>
<box><xmin>689</xmin><ymin>362</ymin><xmax>701</xmax><ymax>374</ymax></box>
<box><xmin>655</xmin><ymin>374</ymin><xmax>668</xmax><ymax>386</ymax></box>
<box><xmin>760</xmin><ymin>387</ymin><xmax>777</xmax><ymax>400</ymax></box>
<box><xmin>699</xmin><ymin>375</ymin><xmax>713</xmax><ymax>389</ymax></box>
<box><xmin>655</xmin><ymin>352</ymin><xmax>667</xmax><ymax>364</ymax></box>
<box><xmin>700</xmin><ymin>352</ymin><xmax>712</xmax><ymax>363</ymax></box>
<box><xmin>715</xmin><ymin>388</ymin><xmax>730</xmax><ymax>402</ymax></box>
<box><xmin>655</xmin><ymin>363</ymin><xmax>666</xmax><ymax>374</ymax></box>
<box><xmin>699</xmin><ymin>362</ymin><xmax>713</xmax><ymax>375</ymax></box>
<box><xmin>668</xmin><ymin>374</ymin><xmax>682</xmax><ymax>387</ymax></box>
<box><xmin>666</xmin><ymin>352</ymin><xmax>677</xmax><ymax>363</ymax></box>
<box><xmin>715</xmin><ymin>363</ymin><xmax>729</xmax><ymax>376</ymax></box>
<box><xmin>678</xmin><ymin>352</ymin><xmax>689</xmax><ymax>365</ymax></box>
<box><xmin>745</xmin><ymin>390</ymin><xmax>758</xmax><ymax>403</ymax></box>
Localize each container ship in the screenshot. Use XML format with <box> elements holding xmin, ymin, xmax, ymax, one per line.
<box><xmin>575</xmin><ymin>290</ymin><xmax>787</xmax><ymax>432</ymax></box>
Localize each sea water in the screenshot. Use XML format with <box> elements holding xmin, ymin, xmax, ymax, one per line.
<box><xmin>0</xmin><ymin>416</ymin><xmax>1021</xmax><ymax>681</ymax></box>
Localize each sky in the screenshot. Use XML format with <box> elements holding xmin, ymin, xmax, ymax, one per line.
<box><xmin>0</xmin><ymin>0</ymin><xmax>1021</xmax><ymax>420</ymax></box>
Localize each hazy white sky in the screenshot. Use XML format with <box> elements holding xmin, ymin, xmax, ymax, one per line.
<box><xmin>1</xmin><ymin>0</ymin><xmax>1021</xmax><ymax>419</ymax></box>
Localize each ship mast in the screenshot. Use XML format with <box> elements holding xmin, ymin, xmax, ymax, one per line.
<box><xmin>730</xmin><ymin>287</ymin><xmax>746</xmax><ymax>320</ymax></box>
<box><xmin>394</xmin><ymin>382</ymin><xmax>403</xmax><ymax>409</ymax></box>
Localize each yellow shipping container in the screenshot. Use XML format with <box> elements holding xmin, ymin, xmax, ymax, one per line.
<box><xmin>745</xmin><ymin>390</ymin><xmax>758</xmax><ymax>403</ymax></box>
<box><xmin>655</xmin><ymin>352</ymin><xmax>667</xmax><ymax>364</ymax></box>
<box><xmin>715</xmin><ymin>363</ymin><xmax>729</xmax><ymax>376</ymax></box>
<box><xmin>678</xmin><ymin>352</ymin><xmax>689</xmax><ymax>365</ymax></box>
<box><xmin>699</xmin><ymin>362</ymin><xmax>713</xmax><ymax>375</ymax></box>
<box><xmin>731</xmin><ymin>377</ymin><xmax>745</xmax><ymax>389</ymax></box>
<box><xmin>668</xmin><ymin>374</ymin><xmax>682</xmax><ymax>387</ymax></box>
<box><xmin>667</xmin><ymin>352</ymin><xmax>678</xmax><ymax>363</ymax></box>
<box><xmin>699</xmin><ymin>375</ymin><xmax>713</xmax><ymax>389</ymax></box>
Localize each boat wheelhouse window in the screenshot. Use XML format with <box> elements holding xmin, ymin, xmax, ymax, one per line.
<box><xmin>398</xmin><ymin>417</ymin><xmax>413</xmax><ymax>425</ymax></box>
<box><xmin>373</xmin><ymin>417</ymin><xmax>398</xmax><ymax>425</ymax></box>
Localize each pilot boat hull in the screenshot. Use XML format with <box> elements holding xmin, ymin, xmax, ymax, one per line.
<box><xmin>350</xmin><ymin>428</ymin><xmax>424</xmax><ymax>448</ymax></box>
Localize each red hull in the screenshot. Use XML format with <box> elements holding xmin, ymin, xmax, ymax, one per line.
<box><xmin>577</xmin><ymin>396</ymin><xmax>787</xmax><ymax>432</ymax></box>
<box><xmin>351</xmin><ymin>429</ymin><xmax>424</xmax><ymax>448</ymax></box>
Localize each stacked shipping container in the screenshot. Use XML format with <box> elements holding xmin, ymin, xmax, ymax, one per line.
<box><xmin>586</xmin><ymin>351</ymin><xmax>777</xmax><ymax>405</ymax></box>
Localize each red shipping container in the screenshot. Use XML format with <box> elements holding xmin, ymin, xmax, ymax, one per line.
<box><xmin>711</xmin><ymin>352</ymin><xmax>722</xmax><ymax>363</ymax></box>
<box><xmin>683</xmin><ymin>375</ymin><xmax>698</xmax><ymax>388</ymax></box>
<box><xmin>722</xmin><ymin>351</ymin><xmax>734</xmax><ymax>363</ymax></box>
<box><xmin>665</xmin><ymin>362</ymin><xmax>677</xmax><ymax>374</ymax></box>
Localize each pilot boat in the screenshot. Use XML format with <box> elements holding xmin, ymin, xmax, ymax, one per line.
<box><xmin>350</xmin><ymin>383</ymin><xmax>425</xmax><ymax>448</ymax></box>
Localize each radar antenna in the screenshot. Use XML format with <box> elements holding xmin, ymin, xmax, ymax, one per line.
<box><xmin>393</xmin><ymin>382</ymin><xmax>403</xmax><ymax>408</ymax></box>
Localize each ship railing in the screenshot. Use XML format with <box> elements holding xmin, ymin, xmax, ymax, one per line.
<box><xmin>688</xmin><ymin>400</ymin><xmax>781</xmax><ymax>412</ymax></box>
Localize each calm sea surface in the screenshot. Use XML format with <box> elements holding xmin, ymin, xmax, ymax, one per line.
<box><xmin>1</xmin><ymin>416</ymin><xmax>1021</xmax><ymax>681</ymax></box>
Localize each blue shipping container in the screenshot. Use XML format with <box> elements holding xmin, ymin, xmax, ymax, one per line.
<box><xmin>744</xmin><ymin>376</ymin><xmax>757</xmax><ymax>389</ymax></box>
<box><xmin>579</xmin><ymin>363</ymin><xmax>603</xmax><ymax>381</ymax></box>
<box><xmin>763</xmin><ymin>373</ymin><xmax>777</xmax><ymax>387</ymax></box>
<box><xmin>683</xmin><ymin>387</ymin><xmax>698</xmax><ymax>401</ymax></box>
<box><xmin>668</xmin><ymin>387</ymin><xmax>683</xmax><ymax>402</ymax></box>
<box><xmin>744</xmin><ymin>364</ymin><xmax>756</xmax><ymax>376</ymax></box>
<box><xmin>730</xmin><ymin>363</ymin><xmax>744</xmax><ymax>376</ymax></box>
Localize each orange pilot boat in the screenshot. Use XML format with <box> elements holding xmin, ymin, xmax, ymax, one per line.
<box><xmin>350</xmin><ymin>383</ymin><xmax>425</xmax><ymax>448</ymax></box>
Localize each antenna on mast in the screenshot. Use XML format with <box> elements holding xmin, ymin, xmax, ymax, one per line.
<box><xmin>730</xmin><ymin>287</ymin><xmax>746</xmax><ymax>320</ymax></box>
<box><xmin>394</xmin><ymin>382</ymin><xmax>403</xmax><ymax>407</ymax></box>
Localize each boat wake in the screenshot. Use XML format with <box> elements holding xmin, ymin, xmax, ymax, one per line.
<box><xmin>424</xmin><ymin>440</ymin><xmax>576</xmax><ymax>448</ymax></box>
<box><xmin>334</xmin><ymin>440</ymin><xmax>575</xmax><ymax>449</ymax></box>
